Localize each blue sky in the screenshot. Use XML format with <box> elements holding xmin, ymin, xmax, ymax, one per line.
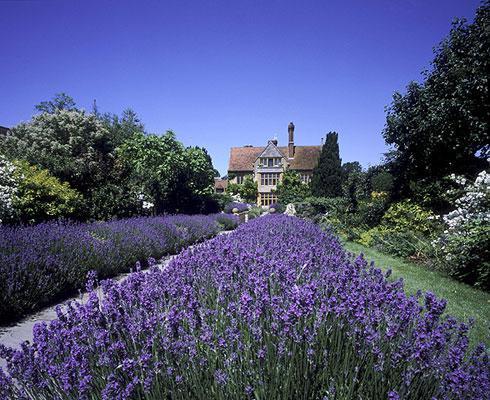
<box><xmin>0</xmin><ymin>0</ymin><xmax>482</xmax><ymax>175</ymax></box>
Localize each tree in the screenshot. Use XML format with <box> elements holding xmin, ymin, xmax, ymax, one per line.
<box><xmin>239</xmin><ymin>176</ymin><xmax>258</xmax><ymax>204</ymax></box>
<box><xmin>383</xmin><ymin>2</ymin><xmax>489</xmax><ymax>203</ymax></box>
<box><xmin>275</xmin><ymin>170</ymin><xmax>310</xmax><ymax>205</ymax></box>
<box><xmin>311</xmin><ymin>132</ymin><xmax>342</xmax><ymax>197</ymax></box>
<box><xmin>227</xmin><ymin>176</ymin><xmax>258</xmax><ymax>204</ymax></box>
<box><xmin>184</xmin><ymin>147</ymin><xmax>215</xmax><ymax>195</ymax></box>
<box><xmin>35</xmin><ymin>93</ymin><xmax>77</xmax><ymax>114</ymax></box>
<box><xmin>100</xmin><ymin>108</ymin><xmax>145</xmax><ymax>148</ymax></box>
<box><xmin>3</xmin><ymin>109</ymin><xmax>112</xmax><ymax>197</ymax></box>
<box><xmin>117</xmin><ymin>131</ymin><xmax>186</xmax><ymax>214</ymax></box>
<box><xmin>117</xmin><ymin>131</ymin><xmax>217</xmax><ymax>214</ymax></box>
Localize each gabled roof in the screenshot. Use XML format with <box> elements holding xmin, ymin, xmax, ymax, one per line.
<box><xmin>228</xmin><ymin>145</ymin><xmax>322</xmax><ymax>172</ymax></box>
<box><xmin>214</xmin><ymin>178</ymin><xmax>228</xmax><ymax>190</ymax></box>
<box><xmin>256</xmin><ymin>141</ymin><xmax>286</xmax><ymax>160</ymax></box>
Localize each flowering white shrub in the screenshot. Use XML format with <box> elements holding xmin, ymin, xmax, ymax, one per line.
<box><xmin>0</xmin><ymin>156</ymin><xmax>19</xmax><ymax>223</ymax></box>
<box><xmin>435</xmin><ymin>169</ymin><xmax>490</xmax><ymax>289</ymax></box>
<box><xmin>443</xmin><ymin>170</ymin><xmax>490</xmax><ymax>230</ymax></box>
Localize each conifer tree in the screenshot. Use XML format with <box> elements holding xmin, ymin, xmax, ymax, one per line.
<box><xmin>311</xmin><ymin>131</ymin><xmax>342</xmax><ymax>197</ymax></box>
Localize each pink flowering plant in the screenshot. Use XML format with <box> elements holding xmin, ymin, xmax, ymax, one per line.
<box><xmin>0</xmin><ymin>215</ymin><xmax>487</xmax><ymax>399</ymax></box>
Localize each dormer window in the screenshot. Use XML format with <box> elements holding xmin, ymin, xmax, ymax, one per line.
<box><xmin>260</xmin><ymin>157</ymin><xmax>281</xmax><ymax>167</ymax></box>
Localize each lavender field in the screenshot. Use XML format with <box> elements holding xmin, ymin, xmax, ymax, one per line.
<box><xmin>0</xmin><ymin>214</ymin><xmax>238</xmax><ymax>324</ymax></box>
<box><xmin>0</xmin><ymin>215</ymin><xmax>487</xmax><ymax>399</ymax></box>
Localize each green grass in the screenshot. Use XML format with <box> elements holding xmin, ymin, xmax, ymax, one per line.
<box><xmin>343</xmin><ymin>241</ymin><xmax>490</xmax><ymax>348</ymax></box>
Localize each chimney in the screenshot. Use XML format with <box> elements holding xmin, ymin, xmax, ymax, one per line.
<box><xmin>288</xmin><ymin>121</ymin><xmax>295</xmax><ymax>158</ymax></box>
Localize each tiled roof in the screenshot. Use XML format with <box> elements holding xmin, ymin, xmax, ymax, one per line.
<box><xmin>228</xmin><ymin>145</ymin><xmax>321</xmax><ymax>172</ymax></box>
<box><xmin>214</xmin><ymin>178</ymin><xmax>228</xmax><ymax>190</ymax></box>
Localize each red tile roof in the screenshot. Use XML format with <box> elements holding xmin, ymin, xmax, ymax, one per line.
<box><xmin>214</xmin><ymin>178</ymin><xmax>228</xmax><ymax>190</ymax></box>
<box><xmin>228</xmin><ymin>145</ymin><xmax>321</xmax><ymax>172</ymax></box>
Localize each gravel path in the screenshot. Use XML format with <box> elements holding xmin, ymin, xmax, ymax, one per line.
<box><xmin>0</xmin><ymin>256</ymin><xmax>174</xmax><ymax>351</ymax></box>
<box><xmin>0</xmin><ymin>230</ymin><xmax>232</xmax><ymax>353</ymax></box>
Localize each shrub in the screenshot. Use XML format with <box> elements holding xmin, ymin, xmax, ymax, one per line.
<box><xmin>12</xmin><ymin>161</ymin><xmax>82</xmax><ymax>224</ymax></box>
<box><xmin>0</xmin><ymin>214</ymin><xmax>234</xmax><ymax>323</ymax></box>
<box><xmin>0</xmin><ymin>155</ymin><xmax>18</xmax><ymax>223</ymax></box>
<box><xmin>295</xmin><ymin>196</ymin><xmax>348</xmax><ymax>223</ymax></box>
<box><xmin>212</xmin><ymin>192</ymin><xmax>235</xmax><ymax>211</ymax></box>
<box><xmin>359</xmin><ymin>200</ymin><xmax>443</xmax><ymax>260</ymax></box>
<box><xmin>227</xmin><ymin>176</ymin><xmax>258</xmax><ymax>203</ymax></box>
<box><xmin>214</xmin><ymin>213</ymin><xmax>240</xmax><ymax>230</ymax></box>
<box><xmin>436</xmin><ymin>170</ymin><xmax>490</xmax><ymax>289</ymax></box>
<box><xmin>269</xmin><ymin>202</ymin><xmax>284</xmax><ymax>213</ymax></box>
<box><xmin>224</xmin><ymin>201</ymin><xmax>249</xmax><ymax>214</ymax></box>
<box><xmin>275</xmin><ymin>170</ymin><xmax>310</xmax><ymax>205</ymax></box>
<box><xmin>248</xmin><ymin>206</ymin><xmax>265</xmax><ymax>220</ymax></box>
<box><xmin>0</xmin><ymin>216</ymin><xmax>487</xmax><ymax>399</ymax></box>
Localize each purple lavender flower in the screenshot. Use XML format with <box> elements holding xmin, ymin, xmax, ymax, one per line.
<box><xmin>0</xmin><ymin>215</ymin><xmax>487</xmax><ymax>399</ymax></box>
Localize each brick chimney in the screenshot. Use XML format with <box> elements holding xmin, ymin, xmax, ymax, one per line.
<box><xmin>288</xmin><ymin>122</ymin><xmax>295</xmax><ymax>158</ymax></box>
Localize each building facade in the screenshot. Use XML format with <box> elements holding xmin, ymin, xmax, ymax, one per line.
<box><xmin>226</xmin><ymin>122</ymin><xmax>322</xmax><ymax>206</ymax></box>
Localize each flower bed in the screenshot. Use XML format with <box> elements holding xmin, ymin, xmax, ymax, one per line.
<box><xmin>0</xmin><ymin>215</ymin><xmax>487</xmax><ymax>399</ymax></box>
<box><xmin>0</xmin><ymin>214</ymin><xmax>238</xmax><ymax>324</ymax></box>
<box><xmin>224</xmin><ymin>201</ymin><xmax>249</xmax><ymax>213</ymax></box>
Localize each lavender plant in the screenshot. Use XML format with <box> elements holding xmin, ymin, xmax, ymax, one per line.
<box><xmin>0</xmin><ymin>215</ymin><xmax>487</xmax><ymax>399</ymax></box>
<box><xmin>0</xmin><ymin>213</ymin><xmax>239</xmax><ymax>323</ymax></box>
<box><xmin>224</xmin><ymin>202</ymin><xmax>249</xmax><ymax>214</ymax></box>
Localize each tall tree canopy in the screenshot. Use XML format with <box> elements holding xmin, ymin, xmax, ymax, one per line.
<box><xmin>117</xmin><ymin>131</ymin><xmax>215</xmax><ymax>214</ymax></box>
<box><xmin>1</xmin><ymin>94</ymin><xmax>219</xmax><ymax>221</ymax></box>
<box><xmin>311</xmin><ymin>131</ymin><xmax>342</xmax><ymax>197</ymax></box>
<box><xmin>383</xmin><ymin>2</ymin><xmax>489</xmax><ymax>201</ymax></box>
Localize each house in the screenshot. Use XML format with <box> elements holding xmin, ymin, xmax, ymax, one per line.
<box><xmin>227</xmin><ymin>122</ymin><xmax>322</xmax><ymax>206</ymax></box>
<box><xmin>0</xmin><ymin>126</ymin><xmax>10</xmax><ymax>136</ymax></box>
<box><xmin>214</xmin><ymin>177</ymin><xmax>228</xmax><ymax>193</ymax></box>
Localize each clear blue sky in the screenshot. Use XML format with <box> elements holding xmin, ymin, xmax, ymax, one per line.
<box><xmin>0</xmin><ymin>0</ymin><xmax>481</xmax><ymax>175</ymax></box>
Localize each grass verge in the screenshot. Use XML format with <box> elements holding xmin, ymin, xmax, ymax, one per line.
<box><xmin>344</xmin><ymin>241</ymin><xmax>490</xmax><ymax>347</ymax></box>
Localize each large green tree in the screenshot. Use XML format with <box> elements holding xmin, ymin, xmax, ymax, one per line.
<box><xmin>275</xmin><ymin>170</ymin><xmax>310</xmax><ymax>205</ymax></box>
<box><xmin>1</xmin><ymin>95</ymin><xmax>151</xmax><ymax>219</ymax></box>
<box><xmin>2</xmin><ymin>108</ymin><xmax>111</xmax><ymax>197</ymax></box>
<box><xmin>383</xmin><ymin>2</ymin><xmax>489</xmax><ymax>203</ymax></box>
<box><xmin>311</xmin><ymin>132</ymin><xmax>342</xmax><ymax>197</ymax></box>
<box><xmin>117</xmin><ymin>131</ymin><xmax>216</xmax><ymax>214</ymax></box>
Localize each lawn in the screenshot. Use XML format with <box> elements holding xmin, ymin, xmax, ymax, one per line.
<box><xmin>344</xmin><ymin>241</ymin><xmax>490</xmax><ymax>347</ymax></box>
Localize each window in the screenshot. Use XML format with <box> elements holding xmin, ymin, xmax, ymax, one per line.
<box><xmin>259</xmin><ymin>192</ymin><xmax>277</xmax><ymax>206</ymax></box>
<box><xmin>260</xmin><ymin>158</ymin><xmax>281</xmax><ymax>167</ymax></box>
<box><xmin>260</xmin><ymin>173</ymin><xmax>280</xmax><ymax>186</ymax></box>
<box><xmin>236</xmin><ymin>175</ymin><xmax>244</xmax><ymax>184</ymax></box>
<box><xmin>300</xmin><ymin>173</ymin><xmax>311</xmax><ymax>184</ymax></box>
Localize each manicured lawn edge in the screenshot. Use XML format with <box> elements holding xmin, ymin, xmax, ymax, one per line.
<box><xmin>343</xmin><ymin>241</ymin><xmax>490</xmax><ymax>347</ymax></box>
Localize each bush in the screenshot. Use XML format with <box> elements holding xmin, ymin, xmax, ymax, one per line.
<box><xmin>269</xmin><ymin>202</ymin><xmax>284</xmax><ymax>213</ymax></box>
<box><xmin>212</xmin><ymin>192</ymin><xmax>235</xmax><ymax>211</ymax></box>
<box><xmin>294</xmin><ymin>196</ymin><xmax>348</xmax><ymax>223</ymax></box>
<box><xmin>224</xmin><ymin>201</ymin><xmax>249</xmax><ymax>214</ymax></box>
<box><xmin>359</xmin><ymin>200</ymin><xmax>443</xmax><ymax>260</ymax></box>
<box><xmin>214</xmin><ymin>213</ymin><xmax>240</xmax><ymax>230</ymax></box>
<box><xmin>0</xmin><ymin>155</ymin><xmax>18</xmax><ymax>223</ymax></box>
<box><xmin>248</xmin><ymin>206</ymin><xmax>265</xmax><ymax>220</ymax></box>
<box><xmin>436</xmin><ymin>170</ymin><xmax>490</xmax><ymax>289</ymax></box>
<box><xmin>438</xmin><ymin>219</ymin><xmax>489</xmax><ymax>289</ymax></box>
<box><xmin>1</xmin><ymin>216</ymin><xmax>487</xmax><ymax>399</ymax></box>
<box><xmin>12</xmin><ymin>161</ymin><xmax>82</xmax><ymax>224</ymax></box>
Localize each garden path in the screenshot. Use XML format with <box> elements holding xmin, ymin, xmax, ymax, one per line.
<box><xmin>0</xmin><ymin>231</ymin><xmax>233</xmax><ymax>355</ymax></box>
